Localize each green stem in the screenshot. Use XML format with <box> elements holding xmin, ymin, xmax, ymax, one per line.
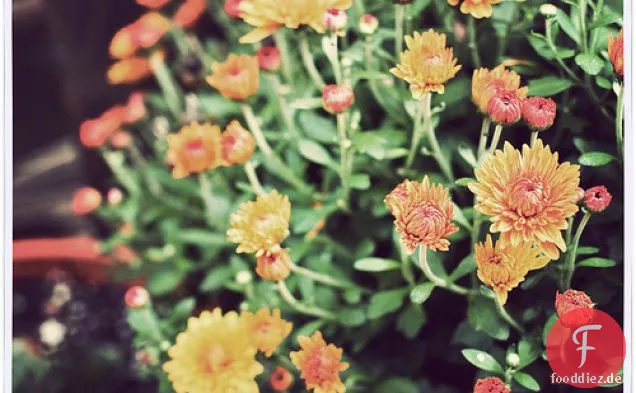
<box><xmin>276</xmin><ymin>281</ymin><xmax>336</xmax><ymax>320</ymax></box>
<box><xmin>563</xmin><ymin>211</ymin><xmax>592</xmax><ymax>289</ymax></box>
<box><xmin>198</xmin><ymin>172</ymin><xmax>218</xmax><ymax>227</ymax></box>
<box><xmin>565</xmin><ymin>216</ymin><xmax>574</xmax><ymax>245</ymax></box>
<box><xmin>244</xmin><ymin>162</ymin><xmax>266</xmax><ymax>196</ymax></box>
<box><xmin>299</xmin><ymin>33</ymin><xmax>326</xmax><ymax>89</ymax></box>
<box><xmin>364</xmin><ymin>36</ymin><xmax>373</xmax><ymax>71</ymax></box>
<box><xmin>327</xmin><ymin>33</ymin><xmax>343</xmax><ymax>84</ymax></box>
<box><xmin>530</xmin><ymin>130</ymin><xmax>539</xmax><ymax>146</ymax></box>
<box><xmin>494</xmin><ymin>299</ymin><xmax>526</xmax><ymax>334</ymax></box>
<box><xmin>477</xmin><ymin>117</ymin><xmax>491</xmax><ymax>161</ymax></box>
<box><xmin>128</xmin><ymin>143</ymin><xmax>162</xmax><ymax>195</ymax></box>
<box><xmin>487</xmin><ymin>124</ymin><xmax>503</xmax><ymax>155</ymax></box>
<box><xmin>424</xmin><ymin>97</ymin><xmax>454</xmax><ymax>181</ymax></box>
<box><xmin>404</xmin><ymin>96</ymin><xmax>426</xmax><ymax>169</ymax></box>
<box><xmin>418</xmin><ymin>246</ymin><xmax>472</xmax><ymax>295</ymax></box>
<box><xmin>337</xmin><ymin>113</ymin><xmax>351</xmax><ymax>208</ymax></box>
<box><xmin>149</xmin><ymin>51</ymin><xmax>183</xmax><ymax>119</ymax></box>
<box><xmin>467</xmin><ymin>17</ymin><xmax>481</xmax><ymax>68</ymax></box>
<box><xmin>615</xmin><ymin>83</ymin><xmax>624</xmax><ymax>159</ymax></box>
<box><xmin>290</xmin><ymin>263</ymin><xmax>354</xmax><ymax>289</ymax></box>
<box><xmin>394</xmin><ymin>4</ymin><xmax>405</xmax><ymax>59</ymax></box>
<box><xmin>139</xmin><ymin>308</ymin><xmax>165</xmax><ymax>342</ymax></box>
<box><xmin>266</xmin><ymin>74</ymin><xmax>299</xmax><ymax>139</ymax></box>
<box><xmin>495</xmin><ymin>2</ymin><xmax>519</xmax><ymax>62</ymax></box>
<box><xmin>545</xmin><ymin>19</ymin><xmax>581</xmax><ymax>82</ymax></box>
<box><xmin>102</xmin><ymin>150</ymin><xmax>140</xmax><ymax>196</ymax></box>
<box><xmin>578</xmin><ymin>0</ymin><xmax>588</xmax><ymax>52</ymax></box>
<box><xmin>241</xmin><ymin>104</ymin><xmax>274</xmax><ymax>157</ymax></box>
<box><xmin>273</xmin><ymin>31</ymin><xmax>294</xmax><ymax>84</ymax></box>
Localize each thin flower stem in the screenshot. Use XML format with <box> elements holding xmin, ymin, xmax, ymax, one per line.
<box><xmin>423</xmin><ymin>97</ymin><xmax>455</xmax><ymax>181</ymax></box>
<box><xmin>337</xmin><ymin>113</ymin><xmax>351</xmax><ymax>208</ymax></box>
<box><xmin>198</xmin><ymin>172</ymin><xmax>218</xmax><ymax>227</ymax></box>
<box><xmin>364</xmin><ymin>36</ymin><xmax>373</xmax><ymax>71</ymax></box>
<box><xmin>544</xmin><ymin>20</ymin><xmax>581</xmax><ymax>82</ymax></box>
<box><xmin>149</xmin><ymin>51</ymin><xmax>183</xmax><ymax>119</ymax></box>
<box><xmin>487</xmin><ymin>124</ymin><xmax>504</xmax><ymax>155</ymax></box>
<box><xmin>266</xmin><ymin>73</ymin><xmax>299</xmax><ymax>139</ymax></box>
<box><xmin>467</xmin><ymin>17</ymin><xmax>481</xmax><ymax>68</ymax></box>
<box><xmin>394</xmin><ymin>4</ymin><xmax>405</xmax><ymax>59</ymax></box>
<box><xmin>494</xmin><ymin>299</ymin><xmax>526</xmax><ymax>334</ymax></box>
<box><xmin>127</xmin><ymin>143</ymin><xmax>162</xmax><ymax>195</ymax></box>
<box><xmin>404</xmin><ymin>96</ymin><xmax>426</xmax><ymax>169</ymax></box>
<box><xmin>563</xmin><ymin>211</ymin><xmax>592</xmax><ymax>289</ymax></box>
<box><xmin>328</xmin><ymin>33</ymin><xmax>343</xmax><ymax>84</ymax></box>
<box><xmin>476</xmin><ymin>118</ymin><xmax>491</xmax><ymax>161</ymax></box>
<box><xmin>578</xmin><ymin>0</ymin><xmax>589</xmax><ymax>52</ymax></box>
<box><xmin>299</xmin><ymin>33</ymin><xmax>326</xmax><ymax>89</ymax></box>
<box><xmin>102</xmin><ymin>150</ymin><xmax>140</xmax><ymax>196</ymax></box>
<box><xmin>276</xmin><ymin>281</ymin><xmax>337</xmax><ymax>320</ymax></box>
<box><xmin>615</xmin><ymin>82</ymin><xmax>624</xmax><ymax>159</ymax></box>
<box><xmin>244</xmin><ymin>162</ymin><xmax>266</xmax><ymax>196</ymax></box>
<box><xmin>565</xmin><ymin>216</ymin><xmax>574</xmax><ymax>245</ymax></box>
<box><xmin>290</xmin><ymin>263</ymin><xmax>354</xmax><ymax>289</ymax></box>
<box><xmin>530</xmin><ymin>131</ymin><xmax>539</xmax><ymax>147</ymax></box>
<box><xmin>273</xmin><ymin>30</ymin><xmax>294</xmax><ymax>84</ymax></box>
<box><xmin>418</xmin><ymin>247</ymin><xmax>472</xmax><ymax>296</ymax></box>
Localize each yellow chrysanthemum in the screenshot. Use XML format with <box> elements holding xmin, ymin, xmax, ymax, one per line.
<box><xmin>242</xmin><ymin>308</ymin><xmax>293</xmax><ymax>357</ymax></box>
<box><xmin>165</xmin><ymin>122</ymin><xmax>223</xmax><ymax>179</ymax></box>
<box><xmin>390</xmin><ymin>29</ymin><xmax>461</xmax><ymax>99</ymax></box>
<box><xmin>227</xmin><ymin>190</ymin><xmax>291</xmax><ymax>254</ymax></box>
<box><xmin>448</xmin><ymin>0</ymin><xmax>502</xmax><ymax>19</ymax></box>
<box><xmin>468</xmin><ymin>140</ymin><xmax>580</xmax><ymax>260</ymax></box>
<box><xmin>472</xmin><ymin>65</ymin><xmax>528</xmax><ymax>113</ymax></box>
<box><xmin>206</xmin><ymin>54</ymin><xmax>260</xmax><ymax>101</ymax></box>
<box><xmin>163</xmin><ymin>309</ymin><xmax>263</xmax><ymax>393</ymax></box>
<box><xmin>238</xmin><ymin>0</ymin><xmax>353</xmax><ymax>43</ymax></box>
<box><xmin>290</xmin><ymin>331</ymin><xmax>349</xmax><ymax>393</ymax></box>
<box><xmin>385</xmin><ymin>177</ymin><xmax>459</xmax><ymax>255</ymax></box>
<box><xmin>475</xmin><ymin>235</ymin><xmax>550</xmax><ymax>304</ymax></box>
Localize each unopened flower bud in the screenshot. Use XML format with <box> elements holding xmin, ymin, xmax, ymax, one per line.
<box><xmin>235</xmin><ymin>270</ymin><xmax>253</xmax><ymax>285</ymax></box>
<box><xmin>324</xmin><ymin>8</ymin><xmax>347</xmax><ymax>33</ymax></box>
<box><xmin>107</xmin><ymin>188</ymin><xmax>124</xmax><ymax>205</ymax></box>
<box><xmin>584</xmin><ymin>186</ymin><xmax>612</xmax><ymax>213</ymax></box>
<box><xmin>522</xmin><ymin>97</ymin><xmax>557</xmax><ymax>131</ymax></box>
<box><xmin>539</xmin><ymin>3</ymin><xmax>558</xmax><ymax>17</ymax></box>
<box><xmin>270</xmin><ymin>366</ymin><xmax>294</xmax><ymax>392</ymax></box>
<box><xmin>125</xmin><ymin>286</ymin><xmax>150</xmax><ymax>308</ymax></box>
<box><xmin>506</xmin><ymin>353</ymin><xmax>520</xmax><ymax>368</ymax></box>
<box><xmin>322</xmin><ymin>84</ymin><xmax>355</xmax><ymax>114</ymax></box>
<box><xmin>358</xmin><ymin>14</ymin><xmax>378</xmax><ymax>35</ymax></box>
<box><xmin>487</xmin><ymin>89</ymin><xmax>522</xmax><ymax>125</ymax></box>
<box><xmin>573</xmin><ymin>187</ymin><xmax>585</xmax><ymax>203</ymax></box>
<box><xmin>71</xmin><ymin>187</ymin><xmax>102</xmax><ymax>215</ymax></box>
<box><xmin>256</xmin><ymin>248</ymin><xmax>292</xmax><ymax>281</ymax></box>
<box><xmin>221</xmin><ymin>120</ymin><xmax>256</xmax><ymax>165</ymax></box>
<box><xmin>256</xmin><ymin>46</ymin><xmax>281</xmax><ymax>72</ymax></box>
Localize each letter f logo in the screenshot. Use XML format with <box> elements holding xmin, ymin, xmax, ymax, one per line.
<box><xmin>572</xmin><ymin>325</ymin><xmax>602</xmax><ymax>368</ymax></box>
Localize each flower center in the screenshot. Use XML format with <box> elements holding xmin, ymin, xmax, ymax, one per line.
<box><xmin>228</xmin><ymin>67</ymin><xmax>243</xmax><ymax>77</ymax></box>
<box><xmin>304</xmin><ymin>349</ymin><xmax>338</xmax><ymax>385</ymax></box>
<box><xmin>185</xmin><ymin>138</ymin><xmax>206</xmax><ymax>158</ymax></box>
<box><xmin>509</xmin><ymin>176</ymin><xmax>546</xmax><ymax>217</ymax></box>
<box><xmin>202</xmin><ymin>345</ymin><xmax>233</xmax><ymax>374</ymax></box>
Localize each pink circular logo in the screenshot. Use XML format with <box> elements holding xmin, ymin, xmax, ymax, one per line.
<box><xmin>546</xmin><ymin>309</ymin><xmax>625</xmax><ymax>388</ymax></box>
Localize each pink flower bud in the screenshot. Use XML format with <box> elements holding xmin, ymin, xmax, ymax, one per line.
<box><xmin>107</xmin><ymin>188</ymin><xmax>124</xmax><ymax>205</ymax></box>
<box><xmin>125</xmin><ymin>286</ymin><xmax>150</xmax><ymax>308</ymax></box>
<box><xmin>224</xmin><ymin>0</ymin><xmax>242</xmax><ymax>19</ymax></box>
<box><xmin>256</xmin><ymin>46</ymin><xmax>281</xmax><ymax>72</ymax></box>
<box><xmin>487</xmin><ymin>89</ymin><xmax>522</xmax><ymax>125</ymax></box>
<box><xmin>322</xmin><ymin>84</ymin><xmax>354</xmax><ymax>114</ymax></box>
<box><xmin>324</xmin><ymin>8</ymin><xmax>347</xmax><ymax>32</ymax></box>
<box><xmin>71</xmin><ymin>187</ymin><xmax>102</xmax><ymax>215</ymax></box>
<box><xmin>584</xmin><ymin>185</ymin><xmax>612</xmax><ymax>213</ymax></box>
<box><xmin>358</xmin><ymin>14</ymin><xmax>378</xmax><ymax>35</ymax></box>
<box><xmin>522</xmin><ymin>97</ymin><xmax>557</xmax><ymax>131</ymax></box>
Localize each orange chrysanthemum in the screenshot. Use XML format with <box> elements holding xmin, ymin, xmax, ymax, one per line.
<box><xmin>206</xmin><ymin>54</ymin><xmax>260</xmax><ymax>101</ymax></box>
<box><xmin>448</xmin><ymin>0</ymin><xmax>502</xmax><ymax>19</ymax></box>
<box><xmin>385</xmin><ymin>177</ymin><xmax>458</xmax><ymax>255</ymax></box>
<box><xmin>290</xmin><ymin>332</ymin><xmax>349</xmax><ymax>393</ymax></box>
<box><xmin>165</xmin><ymin>122</ymin><xmax>223</xmax><ymax>179</ymax></box>
<box><xmin>163</xmin><ymin>309</ymin><xmax>263</xmax><ymax>393</ymax></box>
<box><xmin>221</xmin><ymin>120</ymin><xmax>256</xmax><ymax>166</ymax></box>
<box><xmin>256</xmin><ymin>247</ymin><xmax>292</xmax><ymax>281</ymax></box>
<box><xmin>175</xmin><ymin>0</ymin><xmax>207</xmax><ymax>28</ymax></box>
<box><xmin>227</xmin><ymin>190</ymin><xmax>291</xmax><ymax>254</ymax></box>
<box><xmin>390</xmin><ymin>30</ymin><xmax>461</xmax><ymax>99</ymax></box>
<box><xmin>474</xmin><ymin>235</ymin><xmax>549</xmax><ymax>304</ymax></box>
<box><xmin>238</xmin><ymin>0</ymin><xmax>353</xmax><ymax>43</ymax></box>
<box><xmin>107</xmin><ymin>57</ymin><xmax>152</xmax><ymax>84</ymax></box>
<box><xmin>472</xmin><ymin>65</ymin><xmax>528</xmax><ymax>113</ymax></box>
<box><xmin>242</xmin><ymin>308</ymin><xmax>292</xmax><ymax>357</ymax></box>
<box><xmin>608</xmin><ymin>29</ymin><xmax>624</xmax><ymax>76</ymax></box>
<box><xmin>133</xmin><ymin>12</ymin><xmax>171</xmax><ymax>49</ymax></box>
<box><xmin>468</xmin><ymin>140</ymin><xmax>580</xmax><ymax>260</ymax></box>
<box><xmin>109</xmin><ymin>27</ymin><xmax>137</xmax><ymax>59</ymax></box>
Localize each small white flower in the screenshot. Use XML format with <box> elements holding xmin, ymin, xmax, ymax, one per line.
<box><xmin>39</xmin><ymin>319</ymin><xmax>67</xmax><ymax>348</ymax></box>
<box><xmin>235</xmin><ymin>270</ymin><xmax>253</xmax><ymax>285</ymax></box>
<box><xmin>506</xmin><ymin>353</ymin><xmax>521</xmax><ymax>367</ymax></box>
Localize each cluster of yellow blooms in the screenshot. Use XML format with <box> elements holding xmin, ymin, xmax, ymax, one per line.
<box><xmin>163</xmin><ymin>308</ymin><xmax>348</xmax><ymax>393</ymax></box>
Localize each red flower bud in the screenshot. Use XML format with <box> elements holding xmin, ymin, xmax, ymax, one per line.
<box><xmin>487</xmin><ymin>89</ymin><xmax>522</xmax><ymax>125</ymax></box>
<box><xmin>322</xmin><ymin>84</ymin><xmax>354</xmax><ymax>114</ymax></box>
<box><xmin>125</xmin><ymin>286</ymin><xmax>150</xmax><ymax>308</ymax></box>
<box><xmin>175</xmin><ymin>0</ymin><xmax>206</xmax><ymax>28</ymax></box>
<box><xmin>555</xmin><ymin>289</ymin><xmax>594</xmax><ymax>326</ymax></box>
<box><xmin>256</xmin><ymin>46</ymin><xmax>281</xmax><ymax>72</ymax></box>
<box><xmin>270</xmin><ymin>366</ymin><xmax>294</xmax><ymax>392</ymax></box>
<box><xmin>584</xmin><ymin>185</ymin><xmax>612</xmax><ymax>213</ymax></box>
<box><xmin>474</xmin><ymin>377</ymin><xmax>510</xmax><ymax>393</ymax></box>
<box><xmin>224</xmin><ymin>0</ymin><xmax>242</xmax><ymax>19</ymax></box>
<box><xmin>522</xmin><ymin>97</ymin><xmax>557</xmax><ymax>131</ymax></box>
<box><xmin>71</xmin><ymin>187</ymin><xmax>102</xmax><ymax>215</ymax></box>
<box><xmin>324</xmin><ymin>8</ymin><xmax>347</xmax><ymax>32</ymax></box>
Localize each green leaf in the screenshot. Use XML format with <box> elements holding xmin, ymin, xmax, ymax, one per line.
<box><xmin>337</xmin><ymin>308</ymin><xmax>367</xmax><ymax>327</ymax></box>
<box><xmin>177</xmin><ymin>230</ymin><xmax>228</xmax><ymax>246</ymax></box>
<box><xmin>350</xmin><ymin>70</ymin><xmax>390</xmax><ymax>86</ymax></box>
<box><xmin>350</xmin><ymin>174</ymin><xmax>371</xmax><ymax>190</ymax></box>
<box><xmin>171</xmin><ymin>298</ymin><xmax>196</xmax><ymax>322</ymax></box>
<box><xmin>577</xmin><ymin>246</ymin><xmax>600</xmax><ymax>255</ymax></box>
<box><xmin>514</xmin><ymin>372</ymin><xmax>541</xmax><ymax>391</ymax></box>
<box><xmin>543</xmin><ymin>313</ymin><xmax>558</xmax><ymax>345</ymax></box>
<box><xmin>461</xmin><ymin>349</ymin><xmax>504</xmax><ymax>374</ymax></box>
<box><xmin>148</xmin><ymin>270</ymin><xmax>185</xmax><ymax>296</ymax></box>
<box><xmin>298</xmin><ymin>112</ymin><xmax>338</xmax><ymax>144</ymax></box>
<box><xmin>528</xmin><ymin>77</ymin><xmax>574</xmax><ymax>96</ymax></box>
<box><xmin>575</xmin><ymin>53</ymin><xmax>604</xmax><ymax>75</ymax></box>
<box><xmin>577</xmin><ymin>257</ymin><xmax>617</xmax><ymax>268</ymax></box>
<box><xmin>374</xmin><ymin>378</ymin><xmax>420</xmax><ymax>393</ymax></box>
<box><xmin>468</xmin><ymin>296</ymin><xmax>510</xmax><ymax>341</ymax></box>
<box><xmin>409</xmin><ymin>283</ymin><xmax>435</xmax><ymax>304</ymax></box>
<box><xmin>298</xmin><ymin>139</ymin><xmax>338</xmax><ymax>170</ymax></box>
<box><xmin>368</xmin><ymin>289</ymin><xmax>408</xmax><ymax>319</ymax></box>
<box><xmin>354</xmin><ymin>258</ymin><xmax>402</xmax><ymax>272</ymax></box>
<box><xmin>455</xmin><ymin>177</ymin><xmax>476</xmax><ymax>187</ymax></box>
<box><xmin>127</xmin><ymin>309</ymin><xmax>163</xmax><ymax>340</ymax></box>
<box><xmin>199</xmin><ymin>266</ymin><xmax>235</xmax><ymax>292</ymax></box>
<box><xmin>198</xmin><ymin>93</ymin><xmax>241</xmax><ymax>117</ymax></box>
<box><xmin>518</xmin><ymin>339</ymin><xmax>540</xmax><ymax>369</ymax></box>
<box><xmin>589</xmin><ymin>9</ymin><xmax>622</xmax><ymax>29</ymax></box>
<box><xmin>458</xmin><ymin>145</ymin><xmax>478</xmax><ymax>168</ymax></box>
<box><xmin>556</xmin><ymin>10</ymin><xmax>580</xmax><ymax>45</ymax></box>
<box><xmin>449</xmin><ymin>255</ymin><xmax>476</xmax><ymax>282</ymax></box>
<box><xmin>579</xmin><ymin>151</ymin><xmax>615</xmax><ymax>166</ymax></box>
<box><xmin>397</xmin><ymin>304</ymin><xmax>427</xmax><ymax>339</ymax></box>
<box><xmin>595</xmin><ymin>75</ymin><xmax>613</xmax><ymax>90</ymax></box>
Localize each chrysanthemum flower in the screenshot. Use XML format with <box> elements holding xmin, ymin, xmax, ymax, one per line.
<box><xmin>555</xmin><ymin>289</ymin><xmax>594</xmax><ymax>318</ymax></box>
<box><xmin>522</xmin><ymin>97</ymin><xmax>557</xmax><ymax>131</ymax></box>
<box><xmin>390</xmin><ymin>30</ymin><xmax>461</xmax><ymax>99</ymax></box>
<box><xmin>384</xmin><ymin>177</ymin><xmax>458</xmax><ymax>255</ymax></box>
<box><xmin>472</xmin><ymin>65</ymin><xmax>527</xmax><ymax>113</ymax></box>
<box><xmin>107</xmin><ymin>57</ymin><xmax>152</xmax><ymax>84</ymax></box>
<box><xmin>242</xmin><ymin>308</ymin><xmax>292</xmax><ymax>357</ymax></box>
<box><xmin>238</xmin><ymin>0</ymin><xmax>353</xmax><ymax>43</ymax></box>
<box><xmin>256</xmin><ymin>46</ymin><xmax>281</xmax><ymax>72</ymax></box>
<box><xmin>290</xmin><ymin>331</ymin><xmax>349</xmax><ymax>393</ymax></box>
<box><xmin>256</xmin><ymin>247</ymin><xmax>292</xmax><ymax>281</ymax></box>
<box><xmin>473</xmin><ymin>377</ymin><xmax>510</xmax><ymax>393</ymax></box>
<box><xmin>468</xmin><ymin>140</ymin><xmax>580</xmax><ymax>259</ymax></box>
<box><xmin>175</xmin><ymin>0</ymin><xmax>207</xmax><ymax>28</ymax></box>
<box><xmin>221</xmin><ymin>120</ymin><xmax>256</xmax><ymax>166</ymax></box>
<box><xmin>487</xmin><ymin>89</ymin><xmax>522</xmax><ymax>125</ymax></box>
<box><xmin>227</xmin><ymin>190</ymin><xmax>291</xmax><ymax>254</ymax></box>
<box><xmin>206</xmin><ymin>54</ymin><xmax>260</xmax><ymax>101</ymax></box>
<box><xmin>474</xmin><ymin>235</ymin><xmax>550</xmax><ymax>304</ymax></box>
<box><xmin>71</xmin><ymin>187</ymin><xmax>102</xmax><ymax>215</ymax></box>
<box><xmin>448</xmin><ymin>0</ymin><xmax>502</xmax><ymax>19</ymax></box>
<box><xmin>270</xmin><ymin>366</ymin><xmax>294</xmax><ymax>392</ymax></box>
<box><xmin>109</xmin><ymin>27</ymin><xmax>137</xmax><ymax>59</ymax></box>
<box><xmin>322</xmin><ymin>84</ymin><xmax>355</xmax><ymax>114</ymax></box>
<box><xmin>132</xmin><ymin>12</ymin><xmax>171</xmax><ymax>49</ymax></box>
<box><xmin>165</xmin><ymin>122</ymin><xmax>223</xmax><ymax>179</ymax></box>
<box><xmin>79</xmin><ymin>105</ymin><xmax>126</xmax><ymax>148</ymax></box>
<box><xmin>608</xmin><ymin>29</ymin><xmax>624</xmax><ymax>76</ymax></box>
<box><xmin>163</xmin><ymin>309</ymin><xmax>263</xmax><ymax>393</ymax></box>
<box><xmin>584</xmin><ymin>186</ymin><xmax>612</xmax><ymax>213</ymax></box>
